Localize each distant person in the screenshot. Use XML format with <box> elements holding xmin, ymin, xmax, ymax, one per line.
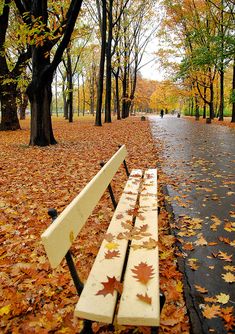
<box><xmin>160</xmin><ymin>109</ymin><xmax>164</xmax><ymax>118</ymax></box>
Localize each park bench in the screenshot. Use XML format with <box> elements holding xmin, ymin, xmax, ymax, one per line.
<box><xmin>41</xmin><ymin>145</ymin><xmax>165</xmax><ymax>333</ymax></box>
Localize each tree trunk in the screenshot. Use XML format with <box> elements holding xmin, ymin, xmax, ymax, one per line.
<box><xmin>19</xmin><ymin>93</ymin><xmax>28</xmax><ymax>120</ymax></box>
<box><xmin>218</xmin><ymin>69</ymin><xmax>224</xmax><ymax>121</ymax></box>
<box><xmin>62</xmin><ymin>80</ymin><xmax>68</xmax><ymax>119</ymax></box>
<box><xmin>0</xmin><ymin>83</ymin><xmax>20</xmax><ymax>130</ymax></box>
<box><xmin>0</xmin><ymin>0</ymin><xmax>20</xmax><ymax>131</ymax></box>
<box><xmin>115</xmin><ymin>72</ymin><xmax>121</xmax><ymax>120</ymax></box>
<box><xmin>27</xmin><ymin>80</ymin><xmax>56</xmax><ymax>146</ymax></box>
<box><xmin>77</xmin><ymin>74</ymin><xmax>80</xmax><ymax>116</ymax></box>
<box><xmin>95</xmin><ymin>0</ymin><xmax>106</xmax><ymax>126</ymax></box>
<box><xmin>104</xmin><ymin>0</ymin><xmax>113</xmax><ymax>123</ymax></box>
<box><xmin>82</xmin><ymin>72</ymin><xmax>85</xmax><ymax>116</ymax></box>
<box><xmin>231</xmin><ymin>56</ymin><xmax>235</xmax><ymax>123</ymax></box>
<box><xmin>203</xmin><ymin>86</ymin><xmax>206</xmax><ymax>118</ymax></box>
<box><xmin>67</xmin><ymin>48</ymin><xmax>73</xmax><ymax>123</ymax></box>
<box><xmin>209</xmin><ymin>81</ymin><xmax>214</xmax><ymax>120</ymax></box>
<box><xmin>195</xmin><ymin>94</ymin><xmax>200</xmax><ymax>120</ymax></box>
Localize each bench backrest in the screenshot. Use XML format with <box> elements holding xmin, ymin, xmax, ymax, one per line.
<box><xmin>41</xmin><ymin>145</ymin><xmax>128</xmax><ymax>268</ymax></box>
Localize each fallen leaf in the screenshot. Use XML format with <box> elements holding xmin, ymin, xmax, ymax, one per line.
<box><xmin>104</xmin><ymin>250</ymin><xmax>120</xmax><ymax>259</ymax></box>
<box><xmin>194</xmin><ymin>285</ymin><xmax>208</xmax><ymax>294</ymax></box>
<box><xmin>0</xmin><ymin>304</ymin><xmax>11</xmax><ymax>316</ymax></box>
<box><xmin>96</xmin><ymin>276</ymin><xmax>122</xmax><ymax>296</ymax></box>
<box><xmin>136</xmin><ymin>293</ymin><xmax>152</xmax><ymax>305</ymax></box>
<box><xmin>105</xmin><ymin>242</ymin><xmax>119</xmax><ymax>250</ymax></box>
<box><xmin>216</xmin><ymin>293</ymin><xmax>230</xmax><ymax>304</ymax></box>
<box><xmin>202</xmin><ymin>304</ymin><xmax>220</xmax><ymax>319</ymax></box>
<box><xmin>222</xmin><ymin>272</ymin><xmax>235</xmax><ymax>283</ymax></box>
<box><xmin>131</xmin><ymin>262</ymin><xmax>154</xmax><ymax>284</ymax></box>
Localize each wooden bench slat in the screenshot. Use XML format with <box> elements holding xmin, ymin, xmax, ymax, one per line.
<box><xmin>117</xmin><ymin>169</ymin><xmax>160</xmax><ymax>326</ymax></box>
<box><xmin>41</xmin><ymin>145</ymin><xmax>128</xmax><ymax>269</ymax></box>
<box><xmin>74</xmin><ymin>170</ymin><xmax>143</xmax><ymax>323</ymax></box>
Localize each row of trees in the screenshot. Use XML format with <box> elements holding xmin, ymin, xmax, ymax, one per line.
<box><xmin>0</xmin><ymin>0</ymin><xmax>159</xmax><ymax>145</ymax></box>
<box><xmin>155</xmin><ymin>0</ymin><xmax>235</xmax><ymax>121</ymax></box>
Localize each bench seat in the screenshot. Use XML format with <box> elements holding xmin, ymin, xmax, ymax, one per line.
<box><xmin>74</xmin><ymin>169</ymin><xmax>143</xmax><ymax>323</ymax></box>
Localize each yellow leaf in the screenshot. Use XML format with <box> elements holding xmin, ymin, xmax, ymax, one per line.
<box><xmin>105</xmin><ymin>242</ymin><xmax>119</xmax><ymax>250</ymax></box>
<box><xmin>222</xmin><ymin>272</ymin><xmax>235</xmax><ymax>283</ymax></box>
<box><xmin>216</xmin><ymin>293</ymin><xmax>230</xmax><ymax>304</ymax></box>
<box><xmin>176</xmin><ymin>281</ymin><xmax>183</xmax><ymax>292</ymax></box>
<box><xmin>0</xmin><ymin>304</ymin><xmax>11</xmax><ymax>316</ymax></box>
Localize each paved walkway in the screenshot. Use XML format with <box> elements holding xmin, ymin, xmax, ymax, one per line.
<box><xmin>150</xmin><ymin>115</ymin><xmax>235</xmax><ymax>334</ymax></box>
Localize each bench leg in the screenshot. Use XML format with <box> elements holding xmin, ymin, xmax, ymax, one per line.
<box><xmin>80</xmin><ymin>319</ymin><xmax>93</xmax><ymax>334</ymax></box>
<box><xmin>160</xmin><ymin>292</ymin><xmax>166</xmax><ymax>311</ymax></box>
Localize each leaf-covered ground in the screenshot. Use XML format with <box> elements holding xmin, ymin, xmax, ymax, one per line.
<box><xmin>0</xmin><ymin>116</ymin><xmax>189</xmax><ymax>334</ymax></box>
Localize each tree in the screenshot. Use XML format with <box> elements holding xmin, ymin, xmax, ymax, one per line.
<box><xmin>14</xmin><ymin>0</ymin><xmax>84</xmax><ymax>146</ymax></box>
<box><xmin>95</xmin><ymin>0</ymin><xmax>106</xmax><ymax>126</ymax></box>
<box><xmin>0</xmin><ymin>1</ymin><xmax>30</xmax><ymax>130</ymax></box>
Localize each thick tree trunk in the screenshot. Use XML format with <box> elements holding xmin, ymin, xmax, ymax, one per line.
<box><xmin>0</xmin><ymin>0</ymin><xmax>20</xmax><ymax>131</ymax></box>
<box><xmin>27</xmin><ymin>81</ymin><xmax>56</xmax><ymax>146</ymax></box>
<box><xmin>0</xmin><ymin>83</ymin><xmax>20</xmax><ymax>130</ymax></box>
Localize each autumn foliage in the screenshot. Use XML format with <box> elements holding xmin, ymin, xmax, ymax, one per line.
<box><xmin>0</xmin><ymin>116</ymin><xmax>190</xmax><ymax>333</ymax></box>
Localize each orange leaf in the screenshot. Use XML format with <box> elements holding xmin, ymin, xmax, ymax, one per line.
<box><xmin>96</xmin><ymin>276</ymin><xmax>122</xmax><ymax>296</ymax></box>
<box><xmin>202</xmin><ymin>304</ymin><xmax>220</xmax><ymax>319</ymax></box>
<box><xmin>137</xmin><ymin>293</ymin><xmax>152</xmax><ymax>305</ymax></box>
<box><xmin>104</xmin><ymin>250</ymin><xmax>120</xmax><ymax>259</ymax></box>
<box><xmin>131</xmin><ymin>262</ymin><xmax>154</xmax><ymax>284</ymax></box>
<box><xmin>194</xmin><ymin>285</ymin><xmax>208</xmax><ymax>294</ymax></box>
<box><xmin>218</xmin><ymin>251</ymin><xmax>233</xmax><ymax>262</ymax></box>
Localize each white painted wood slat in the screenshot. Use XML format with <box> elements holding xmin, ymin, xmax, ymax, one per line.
<box><xmin>74</xmin><ymin>170</ymin><xmax>143</xmax><ymax>323</ymax></box>
<box><xmin>41</xmin><ymin>145</ymin><xmax>128</xmax><ymax>268</ymax></box>
<box><xmin>117</xmin><ymin>169</ymin><xmax>160</xmax><ymax>326</ymax></box>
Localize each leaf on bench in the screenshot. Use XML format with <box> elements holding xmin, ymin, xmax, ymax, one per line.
<box><xmin>131</xmin><ymin>262</ymin><xmax>154</xmax><ymax>284</ymax></box>
<box><xmin>104</xmin><ymin>250</ymin><xmax>120</xmax><ymax>259</ymax></box>
<box><xmin>136</xmin><ymin>293</ymin><xmax>152</xmax><ymax>305</ymax></box>
<box><xmin>96</xmin><ymin>276</ymin><xmax>123</xmax><ymax>296</ymax></box>
<box><xmin>105</xmin><ymin>242</ymin><xmax>119</xmax><ymax>250</ymax></box>
<box><xmin>103</xmin><ymin>232</ymin><xmax>114</xmax><ymax>242</ymax></box>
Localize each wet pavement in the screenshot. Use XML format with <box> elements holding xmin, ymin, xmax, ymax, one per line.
<box><xmin>150</xmin><ymin>115</ymin><xmax>235</xmax><ymax>334</ymax></box>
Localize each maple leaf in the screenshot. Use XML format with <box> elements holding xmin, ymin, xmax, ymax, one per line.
<box><xmin>131</xmin><ymin>262</ymin><xmax>154</xmax><ymax>284</ymax></box>
<box><xmin>216</xmin><ymin>293</ymin><xmax>230</xmax><ymax>304</ymax></box>
<box><xmin>138</xmin><ymin>224</ymin><xmax>148</xmax><ymax>232</ymax></box>
<box><xmin>194</xmin><ymin>234</ymin><xmax>207</xmax><ymax>246</ymax></box>
<box><xmin>104</xmin><ymin>250</ymin><xmax>120</xmax><ymax>259</ymax></box>
<box><xmin>136</xmin><ymin>293</ymin><xmax>152</xmax><ymax>305</ymax></box>
<box><xmin>194</xmin><ymin>285</ymin><xmax>208</xmax><ymax>294</ymax></box>
<box><xmin>222</xmin><ymin>272</ymin><xmax>235</xmax><ymax>283</ymax></box>
<box><xmin>105</xmin><ymin>242</ymin><xmax>119</xmax><ymax>250</ymax></box>
<box><xmin>202</xmin><ymin>304</ymin><xmax>220</xmax><ymax>319</ymax></box>
<box><xmin>142</xmin><ymin>237</ymin><xmax>158</xmax><ymax>249</ymax></box>
<box><xmin>224</xmin><ymin>265</ymin><xmax>235</xmax><ymax>272</ymax></box>
<box><xmin>96</xmin><ymin>276</ymin><xmax>122</xmax><ymax>296</ymax></box>
<box><xmin>218</xmin><ymin>251</ymin><xmax>233</xmax><ymax>262</ymax></box>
